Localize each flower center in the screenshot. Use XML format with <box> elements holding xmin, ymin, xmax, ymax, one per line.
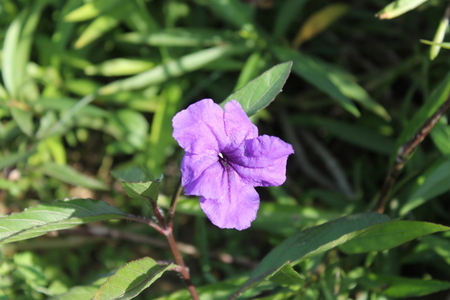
<box><xmin>218</xmin><ymin>152</ymin><xmax>229</xmax><ymax>167</ymax></box>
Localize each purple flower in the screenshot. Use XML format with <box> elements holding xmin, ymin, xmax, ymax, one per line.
<box><xmin>172</xmin><ymin>99</ymin><xmax>294</xmax><ymax>230</ymax></box>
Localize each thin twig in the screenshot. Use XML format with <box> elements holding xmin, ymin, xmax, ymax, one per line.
<box><xmin>165</xmin><ymin>229</ymin><xmax>200</xmax><ymax>300</ymax></box>
<box><xmin>375</xmin><ymin>97</ymin><xmax>450</xmax><ymax>213</ymax></box>
<box><xmin>167</xmin><ymin>177</ymin><xmax>183</xmax><ymax>228</ymax></box>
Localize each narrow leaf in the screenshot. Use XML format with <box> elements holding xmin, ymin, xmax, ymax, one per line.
<box><xmin>37</xmin><ymin>162</ymin><xmax>108</xmax><ymax>190</ymax></box>
<box><xmin>222</xmin><ymin>61</ymin><xmax>292</xmax><ymax>116</ymax></box>
<box><xmin>64</xmin><ymin>0</ymin><xmax>122</xmax><ymax>22</ymax></box>
<box><xmin>10</xmin><ymin>106</ymin><xmax>34</xmax><ymax>136</ymax></box>
<box><xmin>359</xmin><ymin>274</ymin><xmax>450</xmax><ymax>297</ymax></box>
<box><xmin>74</xmin><ymin>2</ymin><xmax>133</xmax><ymax>49</ymax></box>
<box><xmin>430</xmin><ymin>120</ymin><xmax>450</xmax><ymax>155</ymax></box>
<box><xmin>393</xmin><ymin>70</ymin><xmax>450</xmax><ymax>161</ymax></box>
<box><xmin>93</xmin><ymin>257</ymin><xmax>173</xmax><ymax>300</ymax></box>
<box><xmin>273</xmin><ymin>47</ymin><xmax>388</xmax><ymax>119</ymax></box>
<box><xmin>377</xmin><ymin>0</ymin><xmax>429</xmax><ymax>19</ymax></box>
<box><xmin>400</xmin><ymin>156</ymin><xmax>450</xmax><ymax>215</ymax></box>
<box><xmin>273</xmin><ymin>0</ymin><xmax>309</xmax><ymax>38</ymax></box>
<box><xmin>0</xmin><ymin>198</ymin><xmax>130</xmax><ymax>243</ymax></box>
<box><xmin>204</xmin><ymin>0</ymin><xmax>254</xmax><ymax>30</ymax></box>
<box><xmin>99</xmin><ymin>44</ymin><xmax>251</xmax><ymax>95</ymax></box>
<box><xmin>340</xmin><ymin>220</ymin><xmax>450</xmax><ymax>254</ymax></box>
<box><xmin>117</xmin><ymin>29</ymin><xmax>226</xmax><ymax>47</ymax></box>
<box><xmin>293</xmin><ymin>4</ymin><xmax>349</xmax><ymax>48</ymax></box>
<box><xmin>429</xmin><ymin>7</ymin><xmax>450</xmax><ymax>60</ymax></box>
<box><xmin>231</xmin><ymin>213</ymin><xmax>390</xmax><ymax>298</ymax></box>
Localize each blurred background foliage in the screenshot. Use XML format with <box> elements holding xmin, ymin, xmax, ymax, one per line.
<box><xmin>2</xmin><ymin>0</ymin><xmax>450</xmax><ymax>299</ymax></box>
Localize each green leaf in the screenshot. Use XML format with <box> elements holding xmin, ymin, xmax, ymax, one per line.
<box><xmin>0</xmin><ymin>150</ymin><xmax>35</xmax><ymax>170</ymax></box>
<box><xmin>117</xmin><ymin>29</ymin><xmax>226</xmax><ymax>47</ymax></box>
<box><xmin>430</xmin><ymin>120</ymin><xmax>450</xmax><ymax>155</ymax></box>
<box><xmin>85</xmin><ymin>58</ymin><xmax>155</xmax><ymax>76</ymax></box>
<box><xmin>0</xmin><ymin>198</ymin><xmax>130</xmax><ymax>244</ymax></box>
<box><xmin>37</xmin><ymin>162</ymin><xmax>108</xmax><ymax>190</ymax></box>
<box><xmin>273</xmin><ymin>0</ymin><xmax>309</xmax><ymax>38</ymax></box>
<box><xmin>2</xmin><ymin>1</ymin><xmax>46</xmax><ymax>99</ymax></box>
<box><xmin>340</xmin><ymin>220</ymin><xmax>450</xmax><ymax>254</ymax></box>
<box><xmin>377</xmin><ymin>0</ymin><xmax>429</xmax><ymax>19</ymax></box>
<box><xmin>420</xmin><ymin>39</ymin><xmax>450</xmax><ymax>50</ymax></box>
<box><xmin>269</xmin><ymin>264</ymin><xmax>304</xmax><ymax>287</ymax></box>
<box><xmin>98</xmin><ymin>44</ymin><xmax>251</xmax><ymax>95</ymax></box>
<box><xmin>203</xmin><ymin>0</ymin><xmax>254</xmax><ymax>30</ymax></box>
<box><xmin>394</xmin><ymin>70</ymin><xmax>450</xmax><ymax>161</ymax></box>
<box><xmin>10</xmin><ymin>106</ymin><xmax>33</xmax><ymax>136</ymax></box>
<box><xmin>273</xmin><ymin>47</ymin><xmax>388</xmax><ymax>118</ymax></box>
<box><xmin>293</xmin><ymin>115</ymin><xmax>395</xmax><ymax>155</ymax></box>
<box><xmin>359</xmin><ymin>274</ymin><xmax>450</xmax><ymax>297</ymax></box>
<box><xmin>400</xmin><ymin>156</ymin><xmax>450</xmax><ymax>215</ymax></box>
<box><xmin>111</xmin><ymin>166</ymin><xmax>154</xmax><ymax>182</ymax></box>
<box><xmin>93</xmin><ymin>257</ymin><xmax>173</xmax><ymax>300</ymax></box>
<box><xmin>222</xmin><ymin>61</ymin><xmax>292</xmax><ymax>116</ymax></box>
<box><xmin>429</xmin><ymin>8</ymin><xmax>449</xmax><ymax>60</ymax></box>
<box><xmin>50</xmin><ymin>286</ymin><xmax>100</xmax><ymax>300</ymax></box>
<box><xmin>154</xmin><ymin>276</ymin><xmax>277</xmax><ymax>300</ymax></box>
<box><xmin>64</xmin><ymin>0</ymin><xmax>122</xmax><ymax>22</ymax></box>
<box><xmin>121</xmin><ymin>180</ymin><xmax>161</xmax><ymax>203</ymax></box>
<box><xmin>231</xmin><ymin>213</ymin><xmax>390</xmax><ymax>298</ymax></box>
<box><xmin>74</xmin><ymin>1</ymin><xmax>133</xmax><ymax>49</ymax></box>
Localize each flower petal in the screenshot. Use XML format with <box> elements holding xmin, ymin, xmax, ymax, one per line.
<box><xmin>200</xmin><ymin>176</ymin><xmax>259</xmax><ymax>230</ymax></box>
<box><xmin>223</xmin><ymin>100</ymin><xmax>258</xmax><ymax>151</ymax></box>
<box><xmin>172</xmin><ymin>99</ymin><xmax>227</xmax><ymax>155</ymax></box>
<box><xmin>182</xmin><ymin>152</ymin><xmax>259</xmax><ymax>230</ymax></box>
<box><xmin>181</xmin><ymin>152</ymin><xmax>219</xmax><ymax>196</ymax></box>
<box><xmin>228</xmin><ymin>135</ymin><xmax>294</xmax><ymax>187</ymax></box>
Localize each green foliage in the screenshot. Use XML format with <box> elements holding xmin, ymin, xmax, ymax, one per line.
<box><xmin>2</xmin><ymin>0</ymin><xmax>450</xmax><ymax>299</ymax></box>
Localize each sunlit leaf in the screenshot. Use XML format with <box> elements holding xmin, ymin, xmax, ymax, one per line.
<box><xmin>0</xmin><ymin>199</ymin><xmax>131</xmax><ymax>244</ymax></box>
<box><xmin>222</xmin><ymin>61</ymin><xmax>292</xmax><ymax>116</ymax></box>
<box><xmin>377</xmin><ymin>0</ymin><xmax>429</xmax><ymax>19</ymax></box>
<box><xmin>93</xmin><ymin>257</ymin><xmax>173</xmax><ymax>300</ymax></box>
<box><xmin>230</xmin><ymin>213</ymin><xmax>390</xmax><ymax>298</ymax></box>
<box><xmin>99</xmin><ymin>44</ymin><xmax>251</xmax><ymax>95</ymax></box>
<box><xmin>293</xmin><ymin>3</ymin><xmax>349</xmax><ymax>48</ymax></box>
<box><xmin>340</xmin><ymin>220</ymin><xmax>449</xmax><ymax>254</ymax></box>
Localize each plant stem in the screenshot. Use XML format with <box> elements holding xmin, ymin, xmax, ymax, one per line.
<box><xmin>165</xmin><ymin>228</ymin><xmax>200</xmax><ymax>300</ymax></box>
<box><xmin>375</xmin><ymin>97</ymin><xmax>450</xmax><ymax>213</ymax></box>
<box><xmin>167</xmin><ymin>177</ymin><xmax>183</xmax><ymax>228</ymax></box>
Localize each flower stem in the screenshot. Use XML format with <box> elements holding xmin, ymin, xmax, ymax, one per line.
<box><xmin>167</xmin><ymin>177</ymin><xmax>183</xmax><ymax>228</ymax></box>
<box><xmin>165</xmin><ymin>228</ymin><xmax>200</xmax><ymax>300</ymax></box>
<box><xmin>375</xmin><ymin>97</ymin><xmax>450</xmax><ymax>213</ymax></box>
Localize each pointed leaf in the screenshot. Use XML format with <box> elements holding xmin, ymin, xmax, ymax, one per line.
<box><xmin>359</xmin><ymin>274</ymin><xmax>450</xmax><ymax>297</ymax></box>
<box><xmin>99</xmin><ymin>44</ymin><xmax>251</xmax><ymax>95</ymax></box>
<box><xmin>64</xmin><ymin>0</ymin><xmax>122</xmax><ymax>22</ymax></box>
<box><xmin>93</xmin><ymin>257</ymin><xmax>173</xmax><ymax>300</ymax></box>
<box><xmin>293</xmin><ymin>4</ymin><xmax>349</xmax><ymax>48</ymax></box>
<box><xmin>111</xmin><ymin>166</ymin><xmax>154</xmax><ymax>182</ymax></box>
<box><xmin>230</xmin><ymin>213</ymin><xmax>390</xmax><ymax>298</ymax></box>
<box><xmin>400</xmin><ymin>156</ymin><xmax>450</xmax><ymax>215</ymax></box>
<box><xmin>273</xmin><ymin>47</ymin><xmax>389</xmax><ymax>119</ymax></box>
<box><xmin>222</xmin><ymin>61</ymin><xmax>292</xmax><ymax>116</ymax></box>
<box><xmin>377</xmin><ymin>0</ymin><xmax>429</xmax><ymax>19</ymax></box>
<box><xmin>10</xmin><ymin>106</ymin><xmax>33</xmax><ymax>136</ymax></box>
<box><xmin>393</xmin><ymin>70</ymin><xmax>450</xmax><ymax>161</ymax></box>
<box><xmin>121</xmin><ymin>180</ymin><xmax>161</xmax><ymax>203</ymax></box>
<box><xmin>340</xmin><ymin>220</ymin><xmax>450</xmax><ymax>254</ymax></box>
<box><xmin>0</xmin><ymin>199</ymin><xmax>131</xmax><ymax>243</ymax></box>
<box><xmin>37</xmin><ymin>162</ymin><xmax>108</xmax><ymax>190</ymax></box>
